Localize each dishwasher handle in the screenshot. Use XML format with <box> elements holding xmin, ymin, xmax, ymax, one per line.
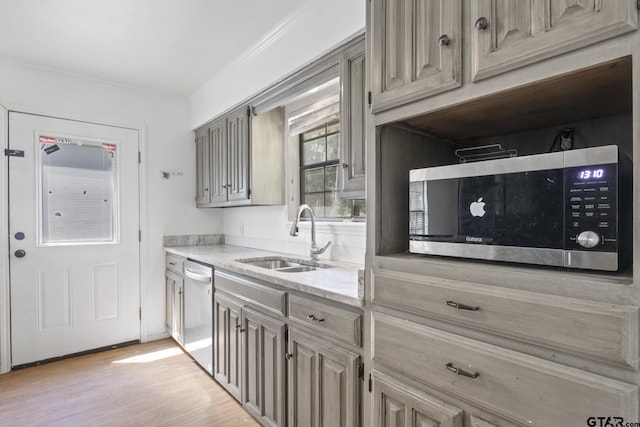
<box><xmin>184</xmin><ymin>268</ymin><xmax>212</xmax><ymax>283</ymax></box>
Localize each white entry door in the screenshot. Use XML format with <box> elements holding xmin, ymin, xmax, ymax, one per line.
<box><xmin>8</xmin><ymin>112</ymin><xmax>140</xmax><ymax>367</ymax></box>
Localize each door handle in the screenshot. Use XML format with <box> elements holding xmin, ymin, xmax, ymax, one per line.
<box><xmin>14</xmin><ymin>249</ymin><xmax>26</xmax><ymax>258</ymax></box>
<box><xmin>184</xmin><ymin>268</ymin><xmax>212</xmax><ymax>283</ymax></box>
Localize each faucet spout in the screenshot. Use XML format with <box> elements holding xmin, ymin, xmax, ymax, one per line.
<box><xmin>290</xmin><ymin>204</ymin><xmax>330</xmax><ymax>261</ymax></box>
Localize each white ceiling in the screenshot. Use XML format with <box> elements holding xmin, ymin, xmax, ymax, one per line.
<box><xmin>0</xmin><ymin>0</ymin><xmax>308</xmax><ymax>97</ymax></box>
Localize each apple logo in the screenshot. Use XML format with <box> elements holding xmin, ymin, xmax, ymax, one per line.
<box><xmin>469</xmin><ymin>197</ymin><xmax>486</xmax><ymax>218</ymax></box>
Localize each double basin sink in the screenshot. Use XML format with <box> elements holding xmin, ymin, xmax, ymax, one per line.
<box><xmin>237</xmin><ymin>256</ymin><xmax>331</xmax><ymax>273</ymax></box>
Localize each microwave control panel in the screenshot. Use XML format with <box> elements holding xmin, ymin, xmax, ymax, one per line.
<box><xmin>565</xmin><ymin>163</ymin><xmax>618</xmax><ymax>252</ymax></box>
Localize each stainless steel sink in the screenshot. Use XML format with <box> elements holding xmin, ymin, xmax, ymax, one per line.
<box><xmin>236</xmin><ymin>257</ymin><xmax>331</xmax><ymax>273</ymax></box>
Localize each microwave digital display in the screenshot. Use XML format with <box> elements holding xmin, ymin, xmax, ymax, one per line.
<box><xmin>578</xmin><ymin>169</ymin><xmax>605</xmax><ymax>179</ymax></box>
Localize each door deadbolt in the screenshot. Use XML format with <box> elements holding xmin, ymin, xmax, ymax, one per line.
<box><xmin>14</xmin><ymin>232</ymin><xmax>25</xmax><ymax>240</ymax></box>
<box><xmin>14</xmin><ymin>250</ymin><xmax>26</xmax><ymax>258</ymax></box>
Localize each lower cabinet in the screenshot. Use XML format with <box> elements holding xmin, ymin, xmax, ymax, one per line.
<box><xmin>373</xmin><ymin>369</ymin><xmax>500</xmax><ymax>427</ymax></box>
<box><xmin>165</xmin><ymin>271</ymin><xmax>184</xmax><ymax>345</ymax></box>
<box><xmin>373</xmin><ymin>370</ymin><xmax>463</xmax><ymax>427</ymax></box>
<box><xmin>214</xmin><ymin>291</ymin><xmax>287</xmax><ymax>427</ymax></box>
<box><xmin>242</xmin><ymin>306</ymin><xmax>287</xmax><ymax>427</ymax></box>
<box><xmin>214</xmin><ymin>292</ymin><xmax>243</xmax><ymax>400</ymax></box>
<box><xmin>287</xmin><ymin>327</ymin><xmax>360</xmax><ymax>427</ymax></box>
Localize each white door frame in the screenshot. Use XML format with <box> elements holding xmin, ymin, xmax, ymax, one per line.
<box><xmin>0</xmin><ymin>103</ymin><xmax>149</xmax><ymax>374</ymax></box>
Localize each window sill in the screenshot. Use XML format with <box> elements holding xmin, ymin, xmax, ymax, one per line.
<box><xmin>285</xmin><ymin>220</ymin><xmax>366</xmax><ymax>236</ymax></box>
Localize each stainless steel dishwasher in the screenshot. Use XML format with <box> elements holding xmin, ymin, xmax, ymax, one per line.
<box><xmin>183</xmin><ymin>259</ymin><xmax>213</xmax><ymax>375</ymax></box>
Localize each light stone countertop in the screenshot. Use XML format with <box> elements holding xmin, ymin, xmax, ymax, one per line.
<box><xmin>165</xmin><ymin>244</ymin><xmax>364</xmax><ymax>307</ymax></box>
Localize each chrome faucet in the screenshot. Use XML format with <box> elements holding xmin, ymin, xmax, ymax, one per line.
<box><xmin>290</xmin><ymin>204</ymin><xmax>331</xmax><ymax>261</ymax></box>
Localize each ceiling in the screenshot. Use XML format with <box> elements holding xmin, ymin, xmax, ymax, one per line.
<box><xmin>0</xmin><ymin>0</ymin><xmax>308</xmax><ymax>97</ymax></box>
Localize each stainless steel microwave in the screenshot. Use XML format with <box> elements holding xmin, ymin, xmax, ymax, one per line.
<box><xmin>409</xmin><ymin>145</ymin><xmax>631</xmax><ymax>271</ymax></box>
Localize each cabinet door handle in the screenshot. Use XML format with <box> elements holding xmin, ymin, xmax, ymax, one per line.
<box><xmin>285</xmin><ymin>353</ymin><xmax>293</xmax><ymax>360</ymax></box>
<box><xmin>475</xmin><ymin>17</ymin><xmax>489</xmax><ymax>31</ymax></box>
<box><xmin>438</xmin><ymin>34</ymin><xmax>450</xmax><ymax>47</ymax></box>
<box><xmin>445</xmin><ymin>362</ymin><xmax>479</xmax><ymax>379</ymax></box>
<box><xmin>236</xmin><ymin>325</ymin><xmax>245</xmax><ymax>333</ymax></box>
<box><xmin>446</xmin><ymin>301</ymin><xmax>480</xmax><ymax>311</ymax></box>
<box><xmin>307</xmin><ymin>314</ymin><xmax>325</xmax><ymax>322</ymax></box>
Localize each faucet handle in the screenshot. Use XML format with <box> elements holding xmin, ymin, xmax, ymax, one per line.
<box><xmin>315</xmin><ymin>241</ymin><xmax>331</xmax><ymax>255</ymax></box>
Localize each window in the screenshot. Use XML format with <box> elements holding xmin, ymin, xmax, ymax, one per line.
<box><xmin>299</xmin><ymin>120</ymin><xmax>365</xmax><ymax>220</ymax></box>
<box><xmin>39</xmin><ymin>135</ymin><xmax>119</xmax><ymax>245</ymax></box>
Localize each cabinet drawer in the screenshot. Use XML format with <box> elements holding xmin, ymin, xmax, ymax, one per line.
<box><xmin>215</xmin><ymin>270</ymin><xmax>286</xmax><ymax>317</ymax></box>
<box><xmin>373</xmin><ymin>269</ymin><xmax>638</xmax><ymax>368</ymax></box>
<box><xmin>165</xmin><ymin>253</ymin><xmax>184</xmax><ymax>275</ymax></box>
<box><xmin>373</xmin><ymin>312</ymin><xmax>638</xmax><ymax>427</ymax></box>
<box><xmin>288</xmin><ymin>294</ymin><xmax>362</xmax><ymax>347</ymax></box>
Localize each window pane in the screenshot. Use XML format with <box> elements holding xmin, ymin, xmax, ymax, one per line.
<box><xmin>304</xmin><ymin>167</ymin><xmax>325</xmax><ymax>192</ymax></box>
<box><xmin>325</xmin><ymin>192</ymin><xmax>351</xmax><ymax>217</ymax></box>
<box><xmin>40</xmin><ymin>137</ymin><xmax>118</xmax><ymax>245</ymax></box>
<box><xmin>304</xmin><ymin>193</ymin><xmax>324</xmax><ymax>217</ymax></box>
<box><xmin>325</xmin><ymin>165</ymin><xmax>339</xmax><ymax>191</ymax></box>
<box><xmin>302</xmin><ymin>137</ymin><xmax>326</xmax><ymax>165</ymax></box>
<box><xmin>353</xmin><ymin>199</ymin><xmax>366</xmax><ymax>217</ymax></box>
<box><xmin>327</xmin><ymin>133</ymin><xmax>339</xmax><ymax>161</ymax></box>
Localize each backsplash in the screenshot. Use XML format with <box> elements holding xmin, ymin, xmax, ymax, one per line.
<box><xmin>163</xmin><ymin>234</ymin><xmax>225</xmax><ymax>247</ymax></box>
<box><xmin>223</xmin><ymin>206</ymin><xmax>365</xmax><ymax>265</ymax></box>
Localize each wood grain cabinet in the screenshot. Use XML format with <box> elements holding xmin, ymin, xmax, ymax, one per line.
<box><xmin>242</xmin><ymin>306</ymin><xmax>287</xmax><ymax>427</ymax></box>
<box><xmin>165</xmin><ymin>254</ymin><xmax>185</xmax><ymax>345</ymax></box>
<box><xmin>470</xmin><ymin>0</ymin><xmax>638</xmax><ymax>81</ymax></box>
<box><xmin>370</xmin><ymin>0</ymin><xmax>462</xmax><ymax>112</ymax></box>
<box><xmin>287</xmin><ymin>327</ymin><xmax>361</xmax><ymax>427</ymax></box>
<box><xmin>369</xmin><ymin>0</ymin><xmax>637</xmax><ymax>109</ymax></box>
<box><xmin>213</xmin><ymin>292</ymin><xmax>243</xmax><ymax>401</ymax></box>
<box><xmin>195</xmin><ymin>106</ymin><xmax>285</xmax><ymax>208</ymax></box>
<box><xmin>340</xmin><ymin>42</ymin><xmax>367</xmax><ymax>198</ymax></box>
<box><xmin>373</xmin><ymin>371</ymin><xmax>502</xmax><ymax>427</ymax></box>
<box><xmin>213</xmin><ymin>271</ymin><xmax>287</xmax><ymax>426</ymax></box>
<box><xmin>373</xmin><ymin>312</ymin><xmax>639</xmax><ymax>427</ymax></box>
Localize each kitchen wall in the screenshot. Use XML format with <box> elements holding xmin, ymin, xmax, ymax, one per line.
<box><xmin>223</xmin><ymin>206</ymin><xmax>366</xmax><ymax>265</ymax></box>
<box><xmin>0</xmin><ymin>59</ymin><xmax>224</xmax><ymax>353</ymax></box>
<box><xmin>189</xmin><ymin>0</ymin><xmax>365</xmax><ymax>129</ymax></box>
<box><xmin>191</xmin><ymin>0</ymin><xmax>366</xmax><ymax>265</ymax></box>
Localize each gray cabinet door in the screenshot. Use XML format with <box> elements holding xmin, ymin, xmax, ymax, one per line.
<box><xmin>171</xmin><ymin>274</ymin><xmax>183</xmax><ymax>345</ymax></box>
<box><xmin>287</xmin><ymin>328</ymin><xmax>360</xmax><ymax>427</ymax></box>
<box><xmin>209</xmin><ymin>118</ymin><xmax>228</xmax><ymax>204</ymax></box>
<box><xmin>242</xmin><ymin>306</ymin><xmax>286</xmax><ymax>427</ymax></box>
<box><xmin>213</xmin><ymin>292</ymin><xmax>243</xmax><ymax>401</ymax></box>
<box><xmin>165</xmin><ymin>271</ymin><xmax>183</xmax><ymax>342</ymax></box>
<box><xmin>227</xmin><ymin>107</ymin><xmax>250</xmax><ymax>202</ymax></box>
<box><xmin>372</xmin><ymin>370</ymin><xmax>464</xmax><ymax>427</ymax></box>
<box><xmin>195</xmin><ymin>126</ymin><xmax>210</xmax><ymax>206</ymax></box>
<box><xmin>471</xmin><ymin>0</ymin><xmax>638</xmax><ymax>81</ymax></box>
<box><xmin>340</xmin><ymin>44</ymin><xmax>366</xmax><ymax>198</ymax></box>
<box><xmin>371</xmin><ymin>0</ymin><xmax>462</xmax><ymax>112</ymax></box>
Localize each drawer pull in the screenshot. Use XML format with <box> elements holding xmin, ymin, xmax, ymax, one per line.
<box><xmin>446</xmin><ymin>301</ymin><xmax>480</xmax><ymax>311</ymax></box>
<box><xmin>445</xmin><ymin>362</ymin><xmax>479</xmax><ymax>379</ymax></box>
<box><xmin>169</xmin><ymin>262</ymin><xmax>176</xmax><ymax>266</ymax></box>
<box><xmin>307</xmin><ymin>314</ymin><xmax>325</xmax><ymax>322</ymax></box>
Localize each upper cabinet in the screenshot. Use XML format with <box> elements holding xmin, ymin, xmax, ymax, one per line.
<box><xmin>471</xmin><ymin>0</ymin><xmax>639</xmax><ymax>81</ymax></box>
<box><xmin>369</xmin><ymin>0</ymin><xmax>637</xmax><ymax>111</ymax></box>
<box><xmin>340</xmin><ymin>43</ymin><xmax>367</xmax><ymax>198</ymax></box>
<box><xmin>196</xmin><ymin>106</ymin><xmax>285</xmax><ymax>208</ymax></box>
<box><xmin>371</xmin><ymin>0</ymin><xmax>462</xmax><ymax>112</ymax></box>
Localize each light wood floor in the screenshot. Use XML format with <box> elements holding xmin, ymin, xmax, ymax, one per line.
<box><xmin>0</xmin><ymin>339</ymin><xmax>260</xmax><ymax>427</ymax></box>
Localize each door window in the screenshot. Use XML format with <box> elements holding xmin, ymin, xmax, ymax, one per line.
<box><xmin>38</xmin><ymin>134</ymin><xmax>119</xmax><ymax>245</ymax></box>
